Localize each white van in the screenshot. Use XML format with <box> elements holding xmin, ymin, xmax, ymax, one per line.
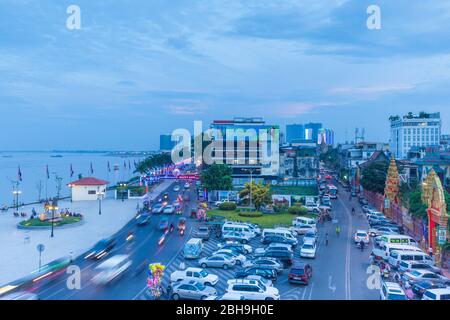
<box><xmin>292</xmin><ymin>217</ymin><xmax>316</xmax><ymax>227</ymax></box>
<box><xmin>380</xmin><ymin>235</ymin><xmax>418</xmax><ymax>247</ymax></box>
<box><xmin>262</xmin><ymin>228</ymin><xmax>297</xmax><ymax>241</ymax></box>
<box><xmin>388</xmin><ymin>250</ymin><xmax>434</xmax><ymax>268</ymax></box>
<box><xmin>222</xmin><ymin>222</ymin><xmax>255</xmax><ymax>238</ymax></box>
<box><xmin>372</xmin><ymin>243</ymin><xmax>423</xmax><ymax>260</ymax></box>
<box><xmin>422</xmin><ymin>288</ymin><xmax>450</xmax><ymax>300</ymax></box>
<box><xmin>91</xmin><ymin>255</ymin><xmax>132</xmax><ymax>285</ymax></box>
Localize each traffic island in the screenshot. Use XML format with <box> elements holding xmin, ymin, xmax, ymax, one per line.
<box><xmin>18</xmin><ymin>216</ymin><xmax>84</xmax><ymax>230</ymax></box>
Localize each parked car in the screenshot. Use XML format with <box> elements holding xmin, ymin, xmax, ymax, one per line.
<box><xmin>218</xmin><ymin>242</ymin><xmax>253</xmax><ymax>255</ymax></box>
<box><xmin>303</xmin><ymin>230</ymin><xmax>318</xmax><ymax>245</ymax></box>
<box><xmin>303</xmin><ymin>204</ymin><xmax>320</xmax><ymax>213</ymax></box>
<box><xmin>222</xmin><ymin>231</ymin><xmax>252</xmax><ymax>244</ymax></box>
<box><xmin>173</xmin><ymin>185</ymin><xmax>181</xmax><ymax>192</ymax></box>
<box><xmin>235</xmin><ymin>266</ymin><xmax>278</xmax><ymax>281</ymax></box>
<box><xmin>213</xmin><ymin>249</ymin><xmax>246</xmax><ymax>265</ymax></box>
<box><xmin>288</xmin><ymin>263</ymin><xmax>313</xmax><ymax>285</ymax></box>
<box><xmin>263</xmin><ymin>250</ymin><xmax>294</xmax><ymax>267</ymax></box>
<box><xmin>291</xmin><ymin>224</ymin><xmax>317</xmax><ymax>236</ymax></box>
<box><xmin>402</xmin><ymin>270</ymin><xmax>450</xmax><ymax>285</ymax></box>
<box><xmin>411</xmin><ymin>281</ymin><xmax>448</xmax><ymax>298</ymax></box>
<box><xmin>204</xmin><ymin>293</ymin><xmax>245</xmax><ymax>300</ymax></box>
<box><xmin>354</xmin><ymin>230</ymin><xmax>370</xmax><ymax>244</ymax></box>
<box><xmin>199</xmin><ymin>254</ymin><xmax>236</xmax><ymax>269</ymax></box>
<box><xmin>398</xmin><ymin>261</ymin><xmax>442</xmax><ymax>275</ymax></box>
<box><xmin>380</xmin><ymin>282</ymin><xmax>407</xmax><ymax>300</ymax></box>
<box><xmin>196</xmin><ymin>226</ymin><xmax>210</xmax><ymax>240</ymax></box>
<box><xmin>245</xmin><ymin>275</ymin><xmax>273</xmax><ymax>287</ymax></box>
<box><xmin>171</xmin><ymin>280</ymin><xmax>217</xmax><ymax>300</ymax></box>
<box><xmin>300</xmin><ymin>241</ymin><xmax>317</xmax><ymax>258</ymax></box>
<box><xmin>262</xmin><ymin>234</ymin><xmax>297</xmax><ymax>246</ymax></box>
<box><xmin>170</xmin><ymin>267</ymin><xmax>219</xmax><ymax>286</ymax></box>
<box><xmin>226</xmin><ymin>279</ymin><xmax>280</xmax><ymax>300</ymax></box>
<box><xmin>152</xmin><ymin>204</ymin><xmax>164</xmax><ymax>214</ymax></box>
<box><xmin>163</xmin><ymin>205</ymin><xmax>175</xmax><ymax>214</ymax></box>
<box><xmin>184</xmin><ymin>182</ymin><xmax>190</xmax><ymax>189</ymax></box>
<box><xmin>242</xmin><ymin>258</ymin><xmax>284</xmax><ymax>274</ymax></box>
<box><xmin>422</xmin><ymin>288</ymin><xmax>450</xmax><ymax>300</ymax></box>
<box><xmin>85</xmin><ymin>237</ymin><xmax>117</xmax><ymax>260</ymax></box>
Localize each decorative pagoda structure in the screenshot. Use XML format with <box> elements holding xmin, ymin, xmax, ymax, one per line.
<box><xmin>384</xmin><ymin>157</ymin><xmax>400</xmax><ymax>219</ymax></box>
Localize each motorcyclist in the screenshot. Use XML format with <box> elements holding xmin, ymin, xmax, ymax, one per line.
<box><xmin>325</xmin><ymin>233</ymin><xmax>329</xmax><ymax>246</ymax></box>
<box><xmin>335</xmin><ymin>226</ymin><xmax>341</xmax><ymax>237</ymax></box>
<box><xmin>351</xmin><ymin>207</ymin><xmax>355</xmax><ymax>216</ymax></box>
<box><xmin>169</xmin><ymin>223</ymin><xmax>174</xmax><ymax>232</ymax></box>
<box><xmin>359</xmin><ymin>239</ymin><xmax>365</xmax><ymax>251</ymax></box>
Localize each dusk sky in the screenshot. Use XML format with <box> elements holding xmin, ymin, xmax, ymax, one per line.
<box><xmin>1</xmin><ymin>0</ymin><xmax>449</xmax><ymax>151</ymax></box>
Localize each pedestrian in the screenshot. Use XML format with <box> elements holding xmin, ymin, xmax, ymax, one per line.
<box><xmin>428</xmin><ymin>247</ymin><xmax>433</xmax><ymax>258</ymax></box>
<box><xmin>325</xmin><ymin>233</ymin><xmax>329</xmax><ymax>246</ymax></box>
<box><xmin>335</xmin><ymin>226</ymin><xmax>341</xmax><ymax>237</ymax></box>
<box><xmin>179</xmin><ymin>261</ymin><xmax>186</xmax><ymax>270</ymax></box>
<box><xmin>368</xmin><ymin>254</ymin><xmax>375</xmax><ymax>265</ymax></box>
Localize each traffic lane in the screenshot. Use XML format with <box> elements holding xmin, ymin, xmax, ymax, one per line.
<box><xmin>67</xmin><ymin>185</ymin><xmax>198</xmax><ymax>300</ymax></box>
<box><xmin>338</xmin><ymin>186</ymin><xmax>379</xmax><ymax>300</ymax></box>
<box><xmin>36</xmin><ymin>181</ymin><xmax>180</xmax><ymax>299</ymax></box>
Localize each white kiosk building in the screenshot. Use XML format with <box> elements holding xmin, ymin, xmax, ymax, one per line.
<box><xmin>68</xmin><ymin>177</ymin><xmax>109</xmax><ymax>201</ymax></box>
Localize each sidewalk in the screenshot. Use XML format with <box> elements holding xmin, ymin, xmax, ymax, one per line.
<box><xmin>0</xmin><ymin>179</ymin><xmax>173</xmax><ymax>286</ymax></box>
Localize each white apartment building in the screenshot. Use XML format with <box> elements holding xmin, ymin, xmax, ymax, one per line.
<box><xmin>390</xmin><ymin>112</ymin><xmax>441</xmax><ymax>159</ymax></box>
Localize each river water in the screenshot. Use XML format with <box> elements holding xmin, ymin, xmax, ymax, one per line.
<box><xmin>0</xmin><ymin>152</ymin><xmax>145</xmax><ymax>206</ymax></box>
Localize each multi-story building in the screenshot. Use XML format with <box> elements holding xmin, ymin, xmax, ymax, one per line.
<box><xmin>160</xmin><ymin>134</ymin><xmax>176</xmax><ymax>152</ymax></box>
<box><xmin>304</xmin><ymin>123</ymin><xmax>323</xmax><ymax>143</ymax></box>
<box><xmin>286</xmin><ymin>124</ymin><xmax>304</xmax><ymax>143</ymax></box>
<box><xmin>389</xmin><ymin>112</ymin><xmax>441</xmax><ymax>159</ymax></box>
<box><xmin>414</xmin><ymin>151</ymin><xmax>450</xmax><ymax>190</ymax></box>
<box><xmin>318</xmin><ymin>128</ymin><xmax>335</xmax><ymax>146</ymax></box>
<box><xmin>279</xmin><ymin>145</ymin><xmax>319</xmax><ymax>180</ymax></box>
<box><xmin>441</xmin><ymin>134</ymin><xmax>450</xmax><ymax>150</ymax></box>
<box><xmin>209</xmin><ymin>117</ymin><xmax>280</xmax><ymax>186</ymax></box>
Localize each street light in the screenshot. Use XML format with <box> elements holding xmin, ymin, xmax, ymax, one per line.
<box><xmin>13</xmin><ymin>190</ymin><xmax>22</xmax><ymax>212</ymax></box>
<box><xmin>242</xmin><ymin>168</ymin><xmax>257</xmax><ymax>210</ymax></box>
<box><xmin>49</xmin><ymin>198</ymin><xmax>58</xmax><ymax>238</ymax></box>
<box><xmin>97</xmin><ymin>188</ymin><xmax>105</xmax><ymax>215</ymax></box>
<box><xmin>118</xmin><ymin>182</ymin><xmax>127</xmax><ymax>202</ymax></box>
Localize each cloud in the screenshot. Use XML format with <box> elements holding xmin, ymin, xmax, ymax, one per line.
<box><xmin>166</xmin><ymin>104</ymin><xmax>210</xmax><ymax>116</ymax></box>
<box><xmin>330</xmin><ymin>84</ymin><xmax>416</xmax><ymax>95</ymax></box>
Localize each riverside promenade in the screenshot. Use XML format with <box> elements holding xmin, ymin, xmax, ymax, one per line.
<box><xmin>0</xmin><ymin>179</ymin><xmax>173</xmax><ymax>286</ymax></box>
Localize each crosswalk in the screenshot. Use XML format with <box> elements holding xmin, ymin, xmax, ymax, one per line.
<box><xmin>136</xmin><ymin>235</ymin><xmax>263</xmax><ymax>300</ymax></box>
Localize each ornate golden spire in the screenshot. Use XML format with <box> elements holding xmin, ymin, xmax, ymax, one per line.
<box><xmin>384</xmin><ymin>156</ymin><xmax>400</xmax><ymax>204</ymax></box>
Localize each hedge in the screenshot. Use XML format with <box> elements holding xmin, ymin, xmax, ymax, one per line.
<box><xmin>288</xmin><ymin>206</ymin><xmax>309</xmax><ymax>215</ymax></box>
<box><xmin>219</xmin><ymin>202</ymin><xmax>237</xmax><ymax>211</ymax></box>
<box><xmin>238</xmin><ymin>211</ymin><xmax>264</xmax><ymax>218</ymax></box>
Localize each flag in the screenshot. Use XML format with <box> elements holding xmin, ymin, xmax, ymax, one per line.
<box><xmin>133</xmin><ymin>160</ymin><xmax>137</xmax><ymax>168</ymax></box>
<box><xmin>123</xmin><ymin>160</ymin><xmax>127</xmax><ymax>169</ymax></box>
<box><xmin>107</xmin><ymin>161</ymin><xmax>111</xmax><ymax>173</ymax></box>
<box><xmin>18</xmin><ymin>166</ymin><xmax>22</xmax><ymax>181</ymax></box>
<box><xmin>90</xmin><ymin>162</ymin><xmax>94</xmax><ymax>175</ymax></box>
<box><xmin>46</xmin><ymin>165</ymin><xmax>50</xmax><ymax>179</ymax></box>
<box><xmin>70</xmin><ymin>164</ymin><xmax>74</xmax><ymax>178</ymax></box>
<box><xmin>128</xmin><ymin>160</ymin><xmax>131</xmax><ymax>170</ymax></box>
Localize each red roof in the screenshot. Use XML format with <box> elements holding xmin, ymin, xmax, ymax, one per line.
<box><xmin>68</xmin><ymin>177</ymin><xmax>109</xmax><ymax>186</ymax></box>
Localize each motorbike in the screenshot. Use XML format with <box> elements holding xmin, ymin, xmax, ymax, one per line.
<box><xmin>126</xmin><ymin>232</ymin><xmax>135</xmax><ymax>242</ymax></box>
<box><xmin>357</xmin><ymin>242</ymin><xmax>365</xmax><ymax>251</ymax></box>
<box><xmin>158</xmin><ymin>232</ymin><xmax>167</xmax><ymax>245</ymax></box>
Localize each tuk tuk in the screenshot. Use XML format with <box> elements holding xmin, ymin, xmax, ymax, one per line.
<box><xmin>157</xmin><ymin>216</ymin><xmax>169</xmax><ymax>231</ymax></box>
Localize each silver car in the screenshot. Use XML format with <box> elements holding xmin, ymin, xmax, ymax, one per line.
<box><xmin>402</xmin><ymin>270</ymin><xmax>450</xmax><ymax>285</ymax></box>
<box><xmin>171</xmin><ymin>280</ymin><xmax>217</xmax><ymax>300</ymax></box>
<box><xmin>199</xmin><ymin>254</ymin><xmax>236</xmax><ymax>269</ymax></box>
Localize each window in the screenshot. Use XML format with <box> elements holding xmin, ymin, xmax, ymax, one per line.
<box><xmin>88</xmin><ymin>190</ymin><xmax>96</xmax><ymax>195</ymax></box>
<box><xmin>424</xmin><ymin>291</ymin><xmax>437</xmax><ymax>300</ymax></box>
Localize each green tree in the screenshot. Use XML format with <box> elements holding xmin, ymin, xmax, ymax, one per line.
<box><xmin>239</xmin><ymin>182</ymin><xmax>272</xmax><ymax>210</ymax></box>
<box><xmin>360</xmin><ymin>162</ymin><xmax>389</xmax><ymax>194</ymax></box>
<box><xmin>319</xmin><ymin>148</ymin><xmax>339</xmax><ymax>170</ymax></box>
<box><xmin>200</xmin><ymin>164</ymin><xmax>233</xmax><ymax>191</ymax></box>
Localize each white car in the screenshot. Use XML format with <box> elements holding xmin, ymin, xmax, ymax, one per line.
<box><xmin>173</xmin><ymin>185</ymin><xmax>180</xmax><ymax>192</ymax></box>
<box><xmin>184</xmin><ymin>182</ymin><xmax>190</xmax><ymax>189</ymax></box>
<box><xmin>217</xmin><ymin>241</ymin><xmax>253</xmax><ymax>254</ymax></box>
<box><xmin>170</xmin><ymin>267</ymin><xmax>219</xmax><ymax>286</ymax></box>
<box><xmin>267</xmin><ymin>243</ymin><xmax>294</xmax><ymax>252</ymax></box>
<box><xmin>303</xmin><ymin>204</ymin><xmax>320</xmax><ymax>213</ymax></box>
<box><xmin>163</xmin><ymin>205</ymin><xmax>175</xmax><ymax>214</ymax></box>
<box><xmin>354</xmin><ymin>230</ymin><xmax>370</xmax><ymax>244</ymax></box>
<box><xmin>422</xmin><ymin>288</ymin><xmax>450</xmax><ymax>300</ymax></box>
<box><xmin>300</xmin><ymin>241</ymin><xmax>317</xmax><ymax>258</ymax></box>
<box><xmin>222</xmin><ymin>231</ymin><xmax>252</xmax><ymax>244</ymax></box>
<box><xmin>246</xmin><ymin>275</ymin><xmax>273</xmax><ymax>287</ymax></box>
<box><xmin>380</xmin><ymin>282</ymin><xmax>407</xmax><ymax>300</ymax></box>
<box><xmin>226</xmin><ymin>279</ymin><xmax>280</xmax><ymax>300</ymax></box>
<box><xmin>205</xmin><ymin>293</ymin><xmax>245</xmax><ymax>300</ymax></box>
<box><xmin>290</xmin><ymin>224</ymin><xmax>317</xmax><ymax>236</ymax></box>
<box><xmin>91</xmin><ymin>255</ymin><xmax>132</xmax><ymax>285</ymax></box>
<box><xmin>303</xmin><ymin>230</ymin><xmax>318</xmax><ymax>245</ymax></box>
<box><xmin>213</xmin><ymin>249</ymin><xmax>247</xmax><ymax>265</ymax></box>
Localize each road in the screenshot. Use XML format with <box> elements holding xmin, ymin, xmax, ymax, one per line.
<box><xmin>32</xmin><ymin>178</ymin><xmax>378</xmax><ymax>300</ymax></box>
<box><xmin>34</xmin><ymin>181</ymin><xmax>199</xmax><ymax>300</ymax></box>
